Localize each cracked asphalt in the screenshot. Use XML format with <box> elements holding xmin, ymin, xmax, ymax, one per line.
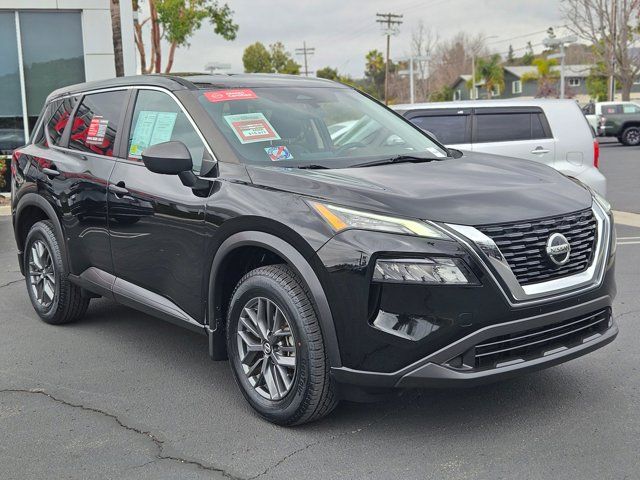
<box><xmin>1</xmin><ymin>142</ymin><xmax>639</xmax><ymax>480</ymax></box>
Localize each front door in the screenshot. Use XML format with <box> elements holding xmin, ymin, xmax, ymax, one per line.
<box><xmin>107</xmin><ymin>88</ymin><xmax>211</xmax><ymax>321</ymax></box>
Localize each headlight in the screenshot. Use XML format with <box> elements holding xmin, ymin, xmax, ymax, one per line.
<box><xmin>308</xmin><ymin>201</ymin><xmax>449</xmax><ymax>239</ymax></box>
<box><xmin>373</xmin><ymin>257</ymin><xmax>479</xmax><ymax>285</ymax></box>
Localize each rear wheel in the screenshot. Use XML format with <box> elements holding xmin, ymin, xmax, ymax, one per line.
<box><xmin>226</xmin><ymin>264</ymin><xmax>338</xmax><ymax>425</ymax></box>
<box><xmin>24</xmin><ymin>221</ymin><xmax>90</xmax><ymax>324</ymax></box>
<box><xmin>620</xmin><ymin>126</ymin><xmax>640</xmax><ymax>146</ymax></box>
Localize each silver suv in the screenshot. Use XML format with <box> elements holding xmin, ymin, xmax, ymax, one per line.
<box><xmin>393</xmin><ymin>99</ymin><xmax>606</xmax><ymax>196</ymax></box>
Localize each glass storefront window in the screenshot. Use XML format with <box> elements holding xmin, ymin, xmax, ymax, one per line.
<box><xmin>0</xmin><ymin>12</ymin><xmax>25</xmax><ymax>154</ymax></box>
<box><xmin>20</xmin><ymin>11</ymin><xmax>85</xmax><ymax>134</ymax></box>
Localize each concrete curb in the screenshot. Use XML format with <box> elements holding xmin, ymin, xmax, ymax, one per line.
<box><xmin>613</xmin><ymin>210</ymin><xmax>640</xmax><ymax>228</ymax></box>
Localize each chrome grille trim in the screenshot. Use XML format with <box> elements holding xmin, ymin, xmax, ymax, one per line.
<box><xmin>440</xmin><ymin>201</ymin><xmax>611</xmax><ymax>306</ymax></box>
<box><xmin>476</xmin><ymin>209</ymin><xmax>597</xmax><ymax>285</ymax></box>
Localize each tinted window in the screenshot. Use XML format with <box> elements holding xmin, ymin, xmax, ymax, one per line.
<box><xmin>68</xmin><ymin>91</ymin><xmax>127</xmax><ymax>157</ymax></box>
<box><xmin>531</xmin><ymin>113</ymin><xmax>547</xmax><ymax>139</ymax></box>
<box><xmin>475</xmin><ymin>112</ymin><xmax>549</xmax><ymax>143</ymax></box>
<box><xmin>410</xmin><ymin>115</ymin><xmax>468</xmax><ymax>144</ymax></box>
<box><xmin>46</xmin><ymin>97</ymin><xmax>78</xmax><ymax>146</ymax></box>
<box><xmin>128</xmin><ymin>90</ymin><xmax>206</xmax><ymax>173</ymax></box>
<box><xmin>602</xmin><ymin>105</ymin><xmax>623</xmax><ymax>115</ymax></box>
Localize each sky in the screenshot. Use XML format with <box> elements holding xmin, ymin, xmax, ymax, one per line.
<box><xmin>157</xmin><ymin>0</ymin><xmax>570</xmax><ymax>77</ymax></box>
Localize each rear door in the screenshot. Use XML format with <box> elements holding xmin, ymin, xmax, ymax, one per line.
<box><xmin>403</xmin><ymin>108</ymin><xmax>472</xmax><ymax>150</ymax></box>
<box><xmin>471</xmin><ymin>107</ymin><xmax>555</xmax><ymax>165</ymax></box>
<box><xmin>34</xmin><ymin>90</ymin><xmax>128</xmax><ymax>276</ymax></box>
<box><xmin>107</xmin><ymin>87</ymin><xmax>211</xmax><ymax>321</ymax></box>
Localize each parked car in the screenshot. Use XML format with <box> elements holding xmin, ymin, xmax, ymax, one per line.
<box><xmin>11</xmin><ymin>75</ymin><xmax>616</xmax><ymax>425</ymax></box>
<box><xmin>394</xmin><ymin>99</ymin><xmax>606</xmax><ymax>196</ymax></box>
<box><xmin>584</xmin><ymin>101</ymin><xmax>640</xmax><ymax>146</ymax></box>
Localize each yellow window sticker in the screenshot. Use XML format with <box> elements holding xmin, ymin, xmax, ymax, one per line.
<box><xmin>129</xmin><ymin>110</ymin><xmax>178</xmax><ymax>159</ymax></box>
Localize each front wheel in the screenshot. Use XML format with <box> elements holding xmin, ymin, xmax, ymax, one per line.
<box><xmin>226</xmin><ymin>265</ymin><xmax>338</xmax><ymax>425</ymax></box>
<box><xmin>620</xmin><ymin>126</ymin><xmax>640</xmax><ymax>146</ymax></box>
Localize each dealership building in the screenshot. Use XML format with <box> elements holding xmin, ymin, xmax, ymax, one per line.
<box><xmin>0</xmin><ymin>0</ymin><xmax>136</xmax><ymax>162</ymax></box>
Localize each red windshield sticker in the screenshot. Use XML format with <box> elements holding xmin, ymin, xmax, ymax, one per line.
<box><xmin>204</xmin><ymin>89</ymin><xmax>258</xmax><ymax>103</ymax></box>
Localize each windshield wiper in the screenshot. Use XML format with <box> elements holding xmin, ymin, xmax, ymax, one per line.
<box><xmin>351</xmin><ymin>154</ymin><xmax>440</xmax><ymax>168</ymax></box>
<box><xmin>296</xmin><ymin>164</ymin><xmax>331</xmax><ymax>170</ymax></box>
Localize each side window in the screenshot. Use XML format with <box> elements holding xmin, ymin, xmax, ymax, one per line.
<box><xmin>475</xmin><ymin>113</ymin><xmax>531</xmax><ymax>142</ymax></box>
<box><xmin>531</xmin><ymin>113</ymin><xmax>549</xmax><ymax>139</ymax></box>
<box><xmin>623</xmin><ymin>104</ymin><xmax>640</xmax><ymax>114</ymax></box>
<box><xmin>128</xmin><ymin>90</ymin><xmax>206</xmax><ymax>174</ymax></box>
<box><xmin>410</xmin><ymin>115</ymin><xmax>469</xmax><ymax>144</ymax></box>
<box><xmin>45</xmin><ymin>96</ymin><xmax>78</xmax><ymax>146</ymax></box>
<box><xmin>602</xmin><ymin>104</ymin><xmax>623</xmax><ymax>115</ymax></box>
<box><xmin>68</xmin><ymin>90</ymin><xmax>128</xmax><ymax>157</ymax></box>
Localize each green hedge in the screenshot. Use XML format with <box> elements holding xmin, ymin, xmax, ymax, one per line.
<box><xmin>0</xmin><ymin>157</ymin><xmax>8</xmax><ymax>191</ymax></box>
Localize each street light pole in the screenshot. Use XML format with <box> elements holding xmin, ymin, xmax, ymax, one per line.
<box><xmin>544</xmin><ymin>35</ymin><xmax>577</xmax><ymax>99</ymax></box>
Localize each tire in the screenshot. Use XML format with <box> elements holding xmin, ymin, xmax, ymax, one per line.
<box><xmin>23</xmin><ymin>220</ymin><xmax>90</xmax><ymax>325</ymax></box>
<box><xmin>620</xmin><ymin>126</ymin><xmax>640</xmax><ymax>146</ymax></box>
<box><xmin>226</xmin><ymin>264</ymin><xmax>338</xmax><ymax>425</ymax></box>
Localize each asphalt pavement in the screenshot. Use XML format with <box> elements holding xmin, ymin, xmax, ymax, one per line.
<box><xmin>1</xmin><ymin>142</ymin><xmax>639</xmax><ymax>480</ymax></box>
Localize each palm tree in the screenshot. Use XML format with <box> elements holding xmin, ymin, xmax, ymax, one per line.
<box><xmin>466</xmin><ymin>54</ymin><xmax>505</xmax><ymax>99</ymax></box>
<box><xmin>477</xmin><ymin>54</ymin><xmax>504</xmax><ymax>99</ymax></box>
<box><xmin>521</xmin><ymin>57</ymin><xmax>559</xmax><ymax>98</ymax></box>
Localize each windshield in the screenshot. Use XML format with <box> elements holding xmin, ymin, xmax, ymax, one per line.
<box><xmin>196</xmin><ymin>86</ymin><xmax>448</xmax><ymax>168</ymax></box>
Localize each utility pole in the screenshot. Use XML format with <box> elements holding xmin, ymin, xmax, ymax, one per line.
<box><xmin>295</xmin><ymin>41</ymin><xmax>315</xmax><ymax>77</ymax></box>
<box><xmin>609</xmin><ymin>0</ymin><xmax>618</xmax><ymax>101</ymax></box>
<box><xmin>376</xmin><ymin>12</ymin><xmax>403</xmax><ymax>104</ymax></box>
<box><xmin>544</xmin><ymin>34</ymin><xmax>577</xmax><ymax>99</ymax></box>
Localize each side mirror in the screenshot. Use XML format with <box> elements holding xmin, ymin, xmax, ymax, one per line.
<box><xmin>448</xmin><ymin>148</ymin><xmax>464</xmax><ymax>159</ymax></box>
<box><xmin>141</xmin><ymin>141</ymin><xmax>193</xmax><ymax>175</ymax></box>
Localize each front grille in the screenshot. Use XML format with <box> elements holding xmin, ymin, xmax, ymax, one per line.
<box><xmin>469</xmin><ymin>308</ymin><xmax>611</xmax><ymax>371</ymax></box>
<box><xmin>477</xmin><ymin>209</ymin><xmax>597</xmax><ymax>285</ymax></box>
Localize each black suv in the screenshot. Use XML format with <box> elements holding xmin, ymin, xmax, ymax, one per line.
<box><xmin>11</xmin><ymin>74</ymin><xmax>617</xmax><ymax>425</ymax></box>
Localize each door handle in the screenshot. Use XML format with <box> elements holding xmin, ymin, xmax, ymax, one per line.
<box><xmin>531</xmin><ymin>147</ymin><xmax>550</xmax><ymax>155</ymax></box>
<box><xmin>42</xmin><ymin>167</ymin><xmax>60</xmax><ymax>178</ymax></box>
<box><xmin>109</xmin><ymin>183</ymin><xmax>129</xmax><ymax>197</ymax></box>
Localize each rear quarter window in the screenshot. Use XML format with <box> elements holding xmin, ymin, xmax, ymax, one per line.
<box><xmin>45</xmin><ymin>96</ymin><xmax>78</xmax><ymax>146</ymax></box>
<box><xmin>474</xmin><ymin>111</ymin><xmax>552</xmax><ymax>143</ymax></box>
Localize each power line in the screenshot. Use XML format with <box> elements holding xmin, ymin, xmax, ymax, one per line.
<box><xmin>376</xmin><ymin>12</ymin><xmax>403</xmax><ymax>104</ymax></box>
<box><xmin>295</xmin><ymin>41</ymin><xmax>315</xmax><ymax>76</ymax></box>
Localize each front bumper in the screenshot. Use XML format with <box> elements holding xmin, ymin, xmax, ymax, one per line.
<box><xmin>331</xmin><ymin>295</ymin><xmax>617</xmax><ymax>389</ymax></box>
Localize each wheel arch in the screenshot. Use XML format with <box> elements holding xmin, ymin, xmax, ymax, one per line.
<box><xmin>208</xmin><ymin>230</ymin><xmax>342</xmax><ymax>368</ymax></box>
<box><xmin>14</xmin><ymin>193</ymin><xmax>68</xmax><ymax>275</ymax></box>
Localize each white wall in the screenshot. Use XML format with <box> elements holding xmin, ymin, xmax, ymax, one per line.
<box><xmin>0</xmin><ymin>0</ymin><xmax>136</xmax><ymax>79</ymax></box>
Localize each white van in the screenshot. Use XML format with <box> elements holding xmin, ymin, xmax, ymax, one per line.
<box><xmin>393</xmin><ymin>99</ymin><xmax>606</xmax><ymax>195</ymax></box>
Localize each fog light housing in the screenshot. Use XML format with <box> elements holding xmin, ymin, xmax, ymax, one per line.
<box><xmin>373</xmin><ymin>257</ymin><xmax>479</xmax><ymax>285</ymax></box>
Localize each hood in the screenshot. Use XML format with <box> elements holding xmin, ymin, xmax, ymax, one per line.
<box><xmin>246</xmin><ymin>152</ymin><xmax>593</xmax><ymax>226</ymax></box>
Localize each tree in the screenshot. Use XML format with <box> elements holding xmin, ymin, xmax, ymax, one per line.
<box><xmin>269</xmin><ymin>42</ymin><xmax>300</xmax><ymax>74</ymax></box>
<box><xmin>133</xmin><ymin>0</ymin><xmax>238</xmax><ymax>74</ymax></box>
<box><xmin>243</xmin><ymin>42</ymin><xmax>273</xmax><ymax>73</ymax></box>
<box><xmin>521</xmin><ymin>41</ymin><xmax>535</xmax><ymax>65</ymax></box>
<box><xmin>562</xmin><ymin>0</ymin><xmax>640</xmax><ymax>100</ymax></box>
<box><xmin>586</xmin><ymin>62</ymin><xmax>610</xmax><ymax>101</ymax></box>
<box><xmin>242</xmin><ymin>42</ymin><xmax>300</xmax><ymax>74</ymax></box>
<box><xmin>471</xmin><ymin>54</ymin><xmax>504</xmax><ymax>98</ymax></box>
<box><xmin>110</xmin><ymin>0</ymin><xmax>124</xmax><ymax>76</ymax></box>
<box><xmin>522</xmin><ymin>57</ymin><xmax>560</xmax><ymax>97</ymax></box>
<box><xmin>506</xmin><ymin>44</ymin><xmax>515</xmax><ymax>65</ymax></box>
<box><xmin>316</xmin><ymin>66</ymin><xmax>339</xmax><ymax>81</ymax></box>
<box><xmin>365</xmin><ymin>50</ymin><xmax>387</xmax><ymax>99</ymax></box>
<box><xmin>411</xmin><ymin>21</ymin><xmax>438</xmax><ymax>101</ymax></box>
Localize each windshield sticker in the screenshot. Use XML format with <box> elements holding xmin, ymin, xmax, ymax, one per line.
<box><xmin>128</xmin><ymin>110</ymin><xmax>178</xmax><ymax>159</ymax></box>
<box><xmin>265</xmin><ymin>146</ymin><xmax>293</xmax><ymax>162</ymax></box>
<box><xmin>427</xmin><ymin>147</ymin><xmax>446</xmax><ymax>158</ymax></box>
<box><xmin>224</xmin><ymin>112</ymin><xmax>280</xmax><ymax>144</ymax></box>
<box><xmin>86</xmin><ymin>116</ymin><xmax>109</xmax><ymax>145</ymax></box>
<box><xmin>204</xmin><ymin>89</ymin><xmax>258</xmax><ymax>103</ymax></box>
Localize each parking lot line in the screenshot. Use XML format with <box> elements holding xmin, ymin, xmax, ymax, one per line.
<box><xmin>613</xmin><ymin>210</ymin><xmax>640</xmax><ymax>228</ymax></box>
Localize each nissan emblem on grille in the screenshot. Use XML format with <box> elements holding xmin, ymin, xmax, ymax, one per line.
<box><xmin>546</xmin><ymin>233</ymin><xmax>572</xmax><ymax>266</ymax></box>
